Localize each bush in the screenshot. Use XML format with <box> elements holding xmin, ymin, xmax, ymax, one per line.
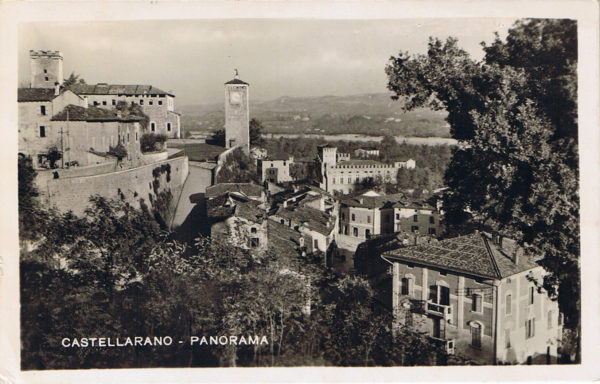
<box><xmin>141</xmin><ymin>133</ymin><xmax>168</xmax><ymax>153</ymax></box>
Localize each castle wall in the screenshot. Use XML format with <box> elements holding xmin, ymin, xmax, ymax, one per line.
<box><xmin>39</xmin><ymin>156</ymin><xmax>189</xmax><ymax>218</ymax></box>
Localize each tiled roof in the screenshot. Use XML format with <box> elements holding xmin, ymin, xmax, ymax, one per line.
<box><xmin>382</xmin><ymin>232</ymin><xmax>539</xmax><ymax>279</ymax></box>
<box><xmin>69</xmin><ymin>83</ymin><xmax>174</xmax><ymax>97</ymax></box>
<box><xmin>267</xmin><ymin>220</ymin><xmax>306</xmax><ymax>257</ymax></box>
<box><xmin>224</xmin><ymin>78</ymin><xmax>249</xmax><ymax>85</ymax></box>
<box><xmin>207</xmin><ymin>193</ymin><xmax>265</xmax><ymax>222</ymax></box>
<box><xmin>206</xmin><ymin>183</ymin><xmax>264</xmax><ymax>199</ymax></box>
<box><xmin>18</xmin><ymin>88</ymin><xmax>58</xmax><ymax>102</ymax></box>
<box><xmin>340</xmin><ymin>193</ymin><xmax>434</xmax><ymax>210</ymax></box>
<box><xmin>51</xmin><ymin>104</ymin><xmax>142</xmax><ymax>122</ymax></box>
<box><xmin>274</xmin><ymin>205</ymin><xmax>334</xmax><ymax>236</ymax></box>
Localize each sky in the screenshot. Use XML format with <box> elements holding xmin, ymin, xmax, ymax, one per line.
<box><xmin>19</xmin><ymin>18</ymin><xmax>518</xmax><ymax>106</ymax></box>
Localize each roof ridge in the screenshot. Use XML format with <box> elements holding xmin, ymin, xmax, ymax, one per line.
<box><xmin>481</xmin><ymin>234</ymin><xmax>502</xmax><ymax>279</ymax></box>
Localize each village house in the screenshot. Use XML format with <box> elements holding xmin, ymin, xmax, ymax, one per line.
<box><xmin>257</xmin><ymin>154</ymin><xmax>294</xmax><ymax>184</ymax></box>
<box><xmin>269</xmin><ymin>204</ymin><xmax>336</xmax><ymax>254</ymax></box>
<box><xmin>207</xmin><ymin>191</ymin><xmax>269</xmax><ymax>253</ymax></box>
<box><xmin>380</xmin><ymin>232</ymin><xmax>562</xmax><ymax>365</ymax></box>
<box><xmin>317</xmin><ymin>144</ymin><xmax>415</xmax><ymax>194</ymax></box>
<box><xmin>337</xmin><ymin>190</ymin><xmax>439</xmax><ymax>251</ymax></box>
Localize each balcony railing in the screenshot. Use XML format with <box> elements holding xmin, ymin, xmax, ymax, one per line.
<box><xmin>426</xmin><ymin>301</ymin><xmax>452</xmax><ymax>319</ymax></box>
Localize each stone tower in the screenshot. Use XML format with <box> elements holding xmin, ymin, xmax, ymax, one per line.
<box><xmin>30</xmin><ymin>50</ymin><xmax>63</xmax><ymax>89</ymax></box>
<box><xmin>224</xmin><ymin>70</ymin><xmax>249</xmax><ymax>151</ymax></box>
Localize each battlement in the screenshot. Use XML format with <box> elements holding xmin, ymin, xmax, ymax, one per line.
<box><xmin>30</xmin><ymin>50</ymin><xmax>63</xmax><ymax>59</ymax></box>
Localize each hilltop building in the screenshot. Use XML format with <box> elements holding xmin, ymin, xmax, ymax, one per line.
<box><xmin>317</xmin><ymin>144</ymin><xmax>415</xmax><ymax>194</ymax></box>
<box><xmin>381</xmin><ymin>232</ymin><xmax>562</xmax><ymax>365</ymax></box>
<box><xmin>69</xmin><ymin>83</ymin><xmax>181</xmax><ymax>139</ymax></box>
<box><xmin>25</xmin><ymin>50</ymin><xmax>181</xmax><ymax>139</ymax></box>
<box><xmin>224</xmin><ymin>70</ymin><xmax>250</xmax><ymax>152</ymax></box>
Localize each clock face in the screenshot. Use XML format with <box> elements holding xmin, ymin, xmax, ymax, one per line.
<box><xmin>230</xmin><ymin>91</ymin><xmax>242</xmax><ymax>105</ymax></box>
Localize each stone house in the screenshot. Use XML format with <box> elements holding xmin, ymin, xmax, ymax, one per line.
<box><xmin>381</xmin><ymin>232</ymin><xmax>562</xmax><ymax>365</ymax></box>
<box><xmin>337</xmin><ymin>191</ymin><xmax>439</xmax><ymax>251</ymax></box>
<box><xmin>257</xmin><ymin>154</ymin><xmax>294</xmax><ymax>184</ymax></box>
<box><xmin>69</xmin><ymin>83</ymin><xmax>181</xmax><ymax>139</ymax></box>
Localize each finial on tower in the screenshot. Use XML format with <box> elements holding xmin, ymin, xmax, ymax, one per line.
<box><xmin>234</xmin><ymin>68</ymin><xmax>239</xmax><ymax>79</ymax></box>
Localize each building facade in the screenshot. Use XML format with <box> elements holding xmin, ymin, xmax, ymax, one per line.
<box><xmin>224</xmin><ymin>72</ymin><xmax>250</xmax><ymax>151</ymax></box>
<box><xmin>337</xmin><ymin>191</ymin><xmax>439</xmax><ymax>251</ymax></box>
<box><xmin>317</xmin><ymin>145</ymin><xmax>415</xmax><ymax>194</ymax></box>
<box><xmin>30</xmin><ymin>50</ymin><xmax>63</xmax><ymax>88</ymax></box>
<box><xmin>382</xmin><ymin>232</ymin><xmax>562</xmax><ymax>365</ymax></box>
<box><xmin>257</xmin><ymin>155</ymin><xmax>294</xmax><ymax>184</ymax></box>
<box><xmin>69</xmin><ymin>83</ymin><xmax>181</xmax><ymax>139</ymax></box>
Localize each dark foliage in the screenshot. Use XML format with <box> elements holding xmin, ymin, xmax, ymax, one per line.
<box><xmin>141</xmin><ymin>133</ymin><xmax>168</xmax><ymax>153</ymax></box>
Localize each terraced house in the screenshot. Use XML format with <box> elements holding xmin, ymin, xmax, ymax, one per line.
<box><xmin>381</xmin><ymin>232</ymin><xmax>562</xmax><ymax>365</ymax></box>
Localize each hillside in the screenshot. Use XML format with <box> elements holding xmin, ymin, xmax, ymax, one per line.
<box><xmin>178</xmin><ymin>92</ymin><xmax>450</xmax><ymax>138</ymax></box>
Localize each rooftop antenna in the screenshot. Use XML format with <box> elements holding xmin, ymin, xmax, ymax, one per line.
<box><xmin>234</xmin><ymin>68</ymin><xmax>239</xmax><ymax>79</ymax></box>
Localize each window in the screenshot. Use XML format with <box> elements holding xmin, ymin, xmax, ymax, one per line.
<box><xmin>151</xmin><ymin>122</ymin><xmax>156</xmax><ymax>132</ymax></box>
<box><xmin>44</xmin><ymin>76</ymin><xmax>49</xmax><ymax>81</ymax></box>
<box><xmin>428</xmin><ymin>228</ymin><xmax>436</xmax><ymax>235</ymax></box>
<box><xmin>413</xmin><ymin>214</ymin><xmax>418</xmax><ymax>222</ymax></box>
<box><xmin>167</xmin><ymin>123</ymin><xmax>172</xmax><ymax>132</ymax></box>
<box><xmin>102</xmin><ymin>101</ymin><xmax>107</xmax><ymax>106</ymax></box>
<box><xmin>430</xmin><ymin>284</ymin><xmax>450</xmax><ymax>306</ymax></box>
<box><xmin>39</xmin><ymin>126</ymin><xmax>45</xmax><ymax>137</ymax></box>
<box><xmin>529</xmin><ymin>286</ymin><xmax>535</xmax><ymax>305</ymax></box>
<box><xmin>411</xmin><ymin>225</ymin><xmax>419</xmax><ymax>232</ymax></box>
<box><xmin>140</xmin><ymin>99</ymin><xmax>144</xmax><ymax>105</ymax></box>
<box><xmin>429</xmin><ymin>216</ymin><xmax>435</xmax><ymax>224</ymax></box>
<box><xmin>40</xmin><ymin>105</ymin><xmax>46</xmax><ymax>115</ymax></box>
<box><xmin>526</xmin><ymin>318</ymin><xmax>535</xmax><ymax>339</ymax></box>
<box><xmin>506</xmin><ymin>294</ymin><xmax>512</xmax><ymax>315</ymax></box>
<box><xmin>135</xmin><ymin>132</ymin><xmax>138</xmax><ymax>141</ymax></box>
<box><xmin>353</xmin><ymin>227</ymin><xmax>358</xmax><ymax>237</ymax></box>
<box><xmin>112</xmin><ymin>99</ymin><xmax>116</xmax><ymax>105</ymax></box>
<box><xmin>471</xmin><ymin>323</ymin><xmax>482</xmax><ymax>348</ymax></box>
<box><xmin>43</xmin><ymin>69</ymin><xmax>47</xmax><ymax>73</ymax></box>
<box><xmin>250</xmin><ymin>238</ymin><xmax>260</xmax><ymax>248</ymax></box>
<box><xmin>332</xmin><ymin>178</ymin><xmax>336</xmax><ymax>184</ymax></box>
<box><xmin>351</xmin><ymin>213</ymin><xmax>355</xmax><ymax>221</ymax></box>
<box><xmin>401</xmin><ymin>276</ymin><xmax>414</xmax><ymax>296</ymax></box>
<box><xmin>149</xmin><ymin>100</ymin><xmax>153</xmax><ymax>105</ymax></box>
<box><xmin>94</xmin><ymin>101</ymin><xmax>99</xmax><ymax>106</ymax></box>
<box><xmin>158</xmin><ymin>100</ymin><xmax>163</xmax><ymax>105</ymax></box>
<box><xmin>548</xmin><ymin>311</ymin><xmax>554</xmax><ymax>329</ymax></box>
<box><xmin>396</xmin><ymin>213</ymin><xmax>400</xmax><ymax>220</ymax></box>
<box><xmin>505</xmin><ymin>329</ymin><xmax>511</xmax><ymax>348</ymax></box>
<box><xmin>313</xmin><ymin>239</ymin><xmax>318</xmax><ymax>249</ymax></box>
<box><xmin>365</xmin><ymin>229</ymin><xmax>370</xmax><ymax>237</ymax></box>
<box><xmin>472</xmin><ymin>293</ymin><xmax>483</xmax><ymax>312</ymax></box>
<box><xmin>250</xmin><ymin>227</ymin><xmax>257</xmax><ymax>234</ymax></box>
<box><xmin>127</xmin><ymin>133</ymin><xmax>130</xmax><ymax>142</ymax></box>
<box><xmin>367</xmin><ymin>215</ymin><xmax>371</xmax><ymax>224</ymax></box>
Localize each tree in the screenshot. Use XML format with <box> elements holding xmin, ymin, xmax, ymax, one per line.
<box><xmin>386</xmin><ymin>19</ymin><xmax>580</xmax><ymax>349</ymax></box>
<box><xmin>249</xmin><ymin>118</ymin><xmax>265</xmax><ymax>147</ymax></box>
<box><xmin>216</xmin><ymin>148</ymin><xmax>258</xmax><ymax>183</ymax></box>
<box><xmin>63</xmin><ymin>72</ymin><xmax>86</xmax><ymax>88</ymax></box>
<box><xmin>211</xmin><ymin>129</ymin><xmax>225</xmax><ymax>147</ymax></box>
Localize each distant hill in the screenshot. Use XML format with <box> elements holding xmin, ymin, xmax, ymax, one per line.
<box><xmin>178</xmin><ymin>92</ymin><xmax>450</xmax><ymax>138</ymax></box>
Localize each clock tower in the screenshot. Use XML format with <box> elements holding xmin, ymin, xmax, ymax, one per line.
<box><xmin>224</xmin><ymin>70</ymin><xmax>249</xmax><ymax>152</ymax></box>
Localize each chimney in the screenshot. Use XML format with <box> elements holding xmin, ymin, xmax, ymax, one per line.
<box><xmin>512</xmin><ymin>247</ymin><xmax>523</xmax><ymax>265</ymax></box>
<box><xmin>54</xmin><ymin>82</ymin><xmax>60</xmax><ymax>96</ymax></box>
<box><xmin>83</xmin><ymin>96</ymin><xmax>88</xmax><ymax>108</ymax></box>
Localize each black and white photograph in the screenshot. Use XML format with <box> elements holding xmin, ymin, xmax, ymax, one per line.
<box><xmin>1</xmin><ymin>1</ymin><xmax>599</xmax><ymax>382</ymax></box>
